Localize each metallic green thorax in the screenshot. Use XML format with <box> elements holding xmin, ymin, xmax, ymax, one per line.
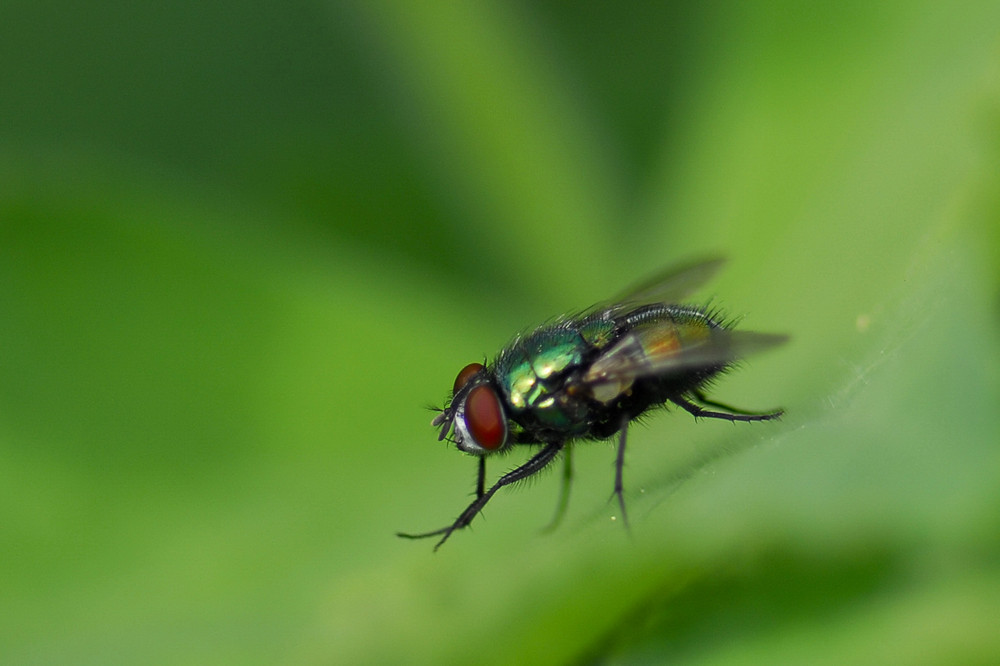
<box><xmin>492</xmin><ymin>314</ymin><xmax>618</xmax><ymax>435</ymax></box>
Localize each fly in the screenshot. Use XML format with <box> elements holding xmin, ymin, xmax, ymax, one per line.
<box><xmin>398</xmin><ymin>258</ymin><xmax>786</xmax><ymax>550</ymax></box>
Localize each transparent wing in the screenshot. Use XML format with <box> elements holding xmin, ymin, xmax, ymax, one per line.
<box><xmin>610</xmin><ymin>256</ymin><xmax>726</xmax><ymax>308</ymax></box>
<box><xmin>583</xmin><ymin>325</ymin><xmax>787</xmax><ymax>387</ymax></box>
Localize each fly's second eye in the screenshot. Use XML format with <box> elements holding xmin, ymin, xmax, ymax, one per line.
<box><xmin>453</xmin><ymin>362</ymin><xmax>484</xmax><ymax>395</ymax></box>
<box><xmin>464</xmin><ymin>384</ymin><xmax>507</xmax><ymax>451</ymax></box>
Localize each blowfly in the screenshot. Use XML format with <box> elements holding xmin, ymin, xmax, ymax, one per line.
<box><xmin>398</xmin><ymin>258</ymin><xmax>786</xmax><ymax>550</ymax></box>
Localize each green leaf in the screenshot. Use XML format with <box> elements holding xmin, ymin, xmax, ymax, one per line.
<box><xmin>1</xmin><ymin>1</ymin><xmax>998</xmax><ymax>664</ymax></box>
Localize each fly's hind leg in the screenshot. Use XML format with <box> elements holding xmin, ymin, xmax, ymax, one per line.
<box><xmin>673</xmin><ymin>391</ymin><xmax>783</xmax><ymax>422</ymax></box>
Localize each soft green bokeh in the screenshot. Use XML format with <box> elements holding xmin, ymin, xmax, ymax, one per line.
<box><xmin>1</xmin><ymin>2</ymin><xmax>998</xmax><ymax>664</ymax></box>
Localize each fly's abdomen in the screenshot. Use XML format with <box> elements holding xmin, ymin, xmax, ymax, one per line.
<box><xmin>583</xmin><ymin>305</ymin><xmax>724</xmax><ymax>407</ymax></box>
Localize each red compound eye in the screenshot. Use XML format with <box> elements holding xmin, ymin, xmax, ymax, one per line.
<box><xmin>453</xmin><ymin>362</ymin><xmax>484</xmax><ymax>395</ymax></box>
<box><xmin>464</xmin><ymin>384</ymin><xmax>507</xmax><ymax>451</ymax></box>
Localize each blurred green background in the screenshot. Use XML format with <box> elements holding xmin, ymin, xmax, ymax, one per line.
<box><xmin>2</xmin><ymin>1</ymin><xmax>999</xmax><ymax>664</ymax></box>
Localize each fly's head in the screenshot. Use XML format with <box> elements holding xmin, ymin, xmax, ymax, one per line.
<box><xmin>432</xmin><ymin>362</ymin><xmax>509</xmax><ymax>456</ymax></box>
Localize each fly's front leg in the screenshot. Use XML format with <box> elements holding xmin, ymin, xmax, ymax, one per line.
<box><xmin>396</xmin><ymin>455</ymin><xmax>490</xmax><ymax>542</ymax></box>
<box><xmin>476</xmin><ymin>455</ymin><xmax>485</xmax><ymax>498</ymax></box>
<box><xmin>398</xmin><ymin>442</ymin><xmax>564</xmax><ymax>550</ymax></box>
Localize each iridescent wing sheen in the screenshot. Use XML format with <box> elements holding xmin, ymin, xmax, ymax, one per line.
<box><xmin>583</xmin><ymin>325</ymin><xmax>787</xmax><ymax>390</ymax></box>
<box><xmin>608</xmin><ymin>256</ymin><xmax>726</xmax><ymax>309</ymax></box>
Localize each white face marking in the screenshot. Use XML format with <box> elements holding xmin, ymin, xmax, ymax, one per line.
<box><xmin>451</xmin><ymin>396</ymin><xmax>488</xmax><ymax>455</ymax></box>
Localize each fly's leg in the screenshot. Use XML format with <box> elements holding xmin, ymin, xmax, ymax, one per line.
<box><xmin>672</xmin><ymin>393</ymin><xmax>783</xmax><ymax>422</ymax></box>
<box><xmin>612</xmin><ymin>415</ymin><xmax>630</xmax><ymax>529</ymax></box>
<box><xmin>397</xmin><ymin>442</ymin><xmax>564</xmax><ymax>550</ymax></box>
<box><xmin>541</xmin><ymin>445</ymin><xmax>573</xmax><ymax>533</ymax></box>
<box><xmin>396</xmin><ymin>456</ymin><xmax>488</xmax><ymax>542</ymax></box>
<box><xmin>476</xmin><ymin>455</ymin><xmax>485</xmax><ymax>498</ymax></box>
<box><xmin>691</xmin><ymin>389</ymin><xmax>783</xmax><ymax>418</ymax></box>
